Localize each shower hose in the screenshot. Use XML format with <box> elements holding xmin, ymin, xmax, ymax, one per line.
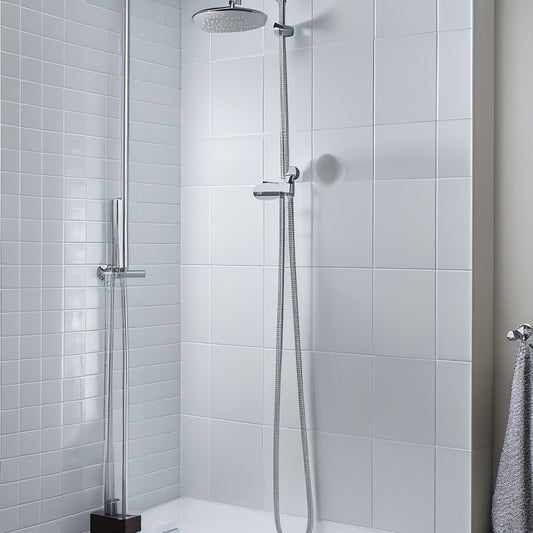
<box><xmin>273</xmin><ymin>2</ymin><xmax>314</xmax><ymax>533</ymax></box>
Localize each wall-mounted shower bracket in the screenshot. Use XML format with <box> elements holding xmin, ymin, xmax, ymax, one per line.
<box><xmin>285</xmin><ymin>165</ymin><xmax>299</xmax><ymax>182</ymax></box>
<box><xmin>273</xmin><ymin>22</ymin><xmax>294</xmax><ymax>37</ymax></box>
<box><xmin>253</xmin><ymin>167</ymin><xmax>299</xmax><ymax>200</ymax></box>
<box><xmin>97</xmin><ymin>266</ymin><xmax>146</xmax><ymax>281</ymax></box>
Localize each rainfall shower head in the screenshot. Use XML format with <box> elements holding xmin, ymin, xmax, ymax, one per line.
<box><xmin>192</xmin><ymin>0</ymin><xmax>267</xmax><ymax>33</ymax></box>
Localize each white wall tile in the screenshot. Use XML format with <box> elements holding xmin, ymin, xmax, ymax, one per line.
<box><xmin>375</xmin><ymin>179</ymin><xmax>435</xmax><ymax>269</ymax></box>
<box><xmin>315</xmin><ymin>432</ymin><xmax>372</xmax><ymax>526</ymax></box>
<box><xmin>374</xmin><ymin>357</ymin><xmax>435</xmax><ymax>444</ymax></box>
<box><xmin>376</xmin><ymin>0</ymin><xmax>436</xmax><ymax>38</ymax></box>
<box><xmin>313</xmin><ymin>268</ymin><xmax>372</xmax><ymax>355</ymax></box>
<box><xmin>211</xmin><ymin>136</ymin><xmax>263</xmax><ymax>186</ymax></box>
<box><xmin>211</xmin><ymin>345</ymin><xmax>263</xmax><ymax>424</ymax></box>
<box><xmin>181</xmin><ymin>187</ymin><xmax>210</xmax><ymax>265</ymax></box>
<box><xmin>182</xmin><ymin>62</ymin><xmax>210</xmax><ymax>140</ymax></box>
<box><xmin>373</xmin><ymin>440</ymin><xmax>435</xmax><ymax>533</ymax></box>
<box><xmin>375</xmin><ymin>34</ymin><xmax>437</xmax><ymax>124</ymax></box>
<box><xmin>375</xmin><ymin>122</ymin><xmax>436</xmax><ymax>180</ymax></box>
<box><xmin>313</xmin><ymin>40</ymin><xmax>373</xmax><ymax>130</ymax></box>
<box><xmin>211</xmin><ymin>186</ymin><xmax>263</xmax><ymax>266</ymax></box>
<box><xmin>211</xmin><ymin>57</ymin><xmax>263</xmax><ymax>137</ymax></box>
<box><xmin>182</xmin><ymin>266</ymin><xmax>210</xmax><ymax>343</ymax></box>
<box><xmin>437</xmin><ymin>271</ymin><xmax>472</xmax><ymax>361</ymax></box>
<box><xmin>313</xmin><ymin>181</ymin><xmax>373</xmax><ymax>268</ymax></box>
<box><xmin>211</xmin><ymin>266</ymin><xmax>263</xmax><ymax>347</ymax></box>
<box><xmin>437</xmin><ymin>119</ymin><xmax>473</xmax><ymax>177</ymax></box>
<box><xmin>438</xmin><ymin>30</ymin><xmax>472</xmax><ymax>120</ymax></box>
<box><xmin>374</xmin><ymin>270</ymin><xmax>436</xmax><ymax>358</ymax></box>
<box><xmin>439</xmin><ymin>0</ymin><xmax>473</xmax><ymax>31</ymax></box>
<box><xmin>182</xmin><ymin>139</ymin><xmax>210</xmax><ymax>187</ymax></box>
<box><xmin>181</xmin><ymin>415</ymin><xmax>210</xmax><ymax>499</ymax></box>
<box><xmin>311</xmin><ymin>353</ymin><xmax>372</xmax><ymax>437</ymax></box>
<box><xmin>437</xmin><ymin>178</ymin><xmax>472</xmax><ymax>269</ymax></box>
<box><xmin>436</xmin><ymin>448</ymin><xmax>471</xmax><ymax>533</ymax></box>
<box><xmin>313</xmin><ymin>0</ymin><xmax>374</xmax><ymax>46</ymax></box>
<box><xmin>182</xmin><ymin>343</ymin><xmax>210</xmax><ymax>417</ymax></box>
<box><xmin>210</xmin><ymin>420</ymin><xmax>263</xmax><ymax>509</ymax></box>
<box><xmin>437</xmin><ymin>361</ymin><xmax>472</xmax><ymax>448</ymax></box>
<box><xmin>313</xmin><ymin>127</ymin><xmax>373</xmax><ymax>183</ymax></box>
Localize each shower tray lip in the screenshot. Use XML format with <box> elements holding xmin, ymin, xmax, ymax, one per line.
<box><xmin>137</xmin><ymin>497</ymin><xmax>397</xmax><ymax>533</ymax></box>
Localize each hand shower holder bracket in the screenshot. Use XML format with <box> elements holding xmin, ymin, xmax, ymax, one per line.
<box><xmin>97</xmin><ymin>265</ymin><xmax>146</xmax><ymax>281</ymax></box>
<box><xmin>273</xmin><ymin>22</ymin><xmax>294</xmax><ymax>37</ymax></box>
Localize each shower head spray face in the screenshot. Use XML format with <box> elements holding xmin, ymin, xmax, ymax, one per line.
<box><xmin>192</xmin><ymin>1</ymin><xmax>267</xmax><ymax>33</ymax></box>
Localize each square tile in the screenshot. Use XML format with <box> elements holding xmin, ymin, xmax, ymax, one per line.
<box><xmin>211</xmin><ymin>136</ymin><xmax>263</xmax><ymax>186</ymax></box>
<box><xmin>211</xmin><ymin>186</ymin><xmax>263</xmax><ymax>266</ymax></box>
<box><xmin>313</xmin><ymin>0</ymin><xmax>373</xmax><ymax>45</ymax></box>
<box><xmin>313</xmin><ymin>181</ymin><xmax>372</xmax><ymax>268</ymax></box>
<box><xmin>373</xmin><ymin>440</ymin><xmax>435</xmax><ymax>533</ymax></box>
<box><xmin>211</xmin><ymin>266</ymin><xmax>263</xmax><ymax>347</ymax></box>
<box><xmin>374</xmin><ymin>357</ymin><xmax>435</xmax><ymax>444</ymax></box>
<box><xmin>315</xmin><ymin>432</ymin><xmax>372</xmax><ymax>527</ymax></box>
<box><xmin>313</xmin><ymin>127</ymin><xmax>373</xmax><ymax>183</ymax></box>
<box><xmin>313</xmin><ymin>268</ymin><xmax>372</xmax><ymax>355</ymax></box>
<box><xmin>210</xmin><ymin>420</ymin><xmax>263</xmax><ymax>509</ymax></box>
<box><xmin>375</xmin><ymin>122</ymin><xmax>436</xmax><ymax>180</ymax></box>
<box><xmin>313</xmin><ymin>41</ymin><xmax>373</xmax><ymax>130</ymax></box>
<box><xmin>376</xmin><ymin>34</ymin><xmax>437</xmax><ymax>124</ymax></box>
<box><xmin>212</xmin><ymin>57</ymin><xmax>263</xmax><ymax>137</ymax></box>
<box><xmin>376</xmin><ymin>0</ymin><xmax>436</xmax><ymax>38</ymax></box>
<box><xmin>211</xmin><ymin>344</ymin><xmax>263</xmax><ymax>424</ymax></box>
<box><xmin>375</xmin><ymin>179</ymin><xmax>435</xmax><ymax>269</ymax></box>
<box><xmin>311</xmin><ymin>353</ymin><xmax>372</xmax><ymax>437</ymax></box>
<box><xmin>373</xmin><ymin>269</ymin><xmax>436</xmax><ymax>358</ymax></box>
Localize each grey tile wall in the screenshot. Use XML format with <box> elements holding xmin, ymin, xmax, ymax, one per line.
<box><xmin>0</xmin><ymin>1</ymin><xmax>181</xmax><ymax>531</ymax></box>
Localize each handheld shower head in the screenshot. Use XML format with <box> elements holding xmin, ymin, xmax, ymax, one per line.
<box><xmin>192</xmin><ymin>0</ymin><xmax>267</xmax><ymax>33</ymax></box>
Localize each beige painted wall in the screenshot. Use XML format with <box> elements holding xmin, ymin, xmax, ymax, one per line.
<box><xmin>494</xmin><ymin>0</ymin><xmax>533</xmax><ymax>470</ymax></box>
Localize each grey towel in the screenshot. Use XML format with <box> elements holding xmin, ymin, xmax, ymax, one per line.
<box><xmin>492</xmin><ymin>341</ymin><xmax>533</xmax><ymax>532</ymax></box>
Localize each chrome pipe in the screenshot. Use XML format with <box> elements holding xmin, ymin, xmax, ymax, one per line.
<box><xmin>121</xmin><ymin>277</ymin><xmax>130</xmax><ymax>517</ymax></box>
<box><xmin>122</xmin><ymin>0</ymin><xmax>130</xmax><ymax>271</ymax></box>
